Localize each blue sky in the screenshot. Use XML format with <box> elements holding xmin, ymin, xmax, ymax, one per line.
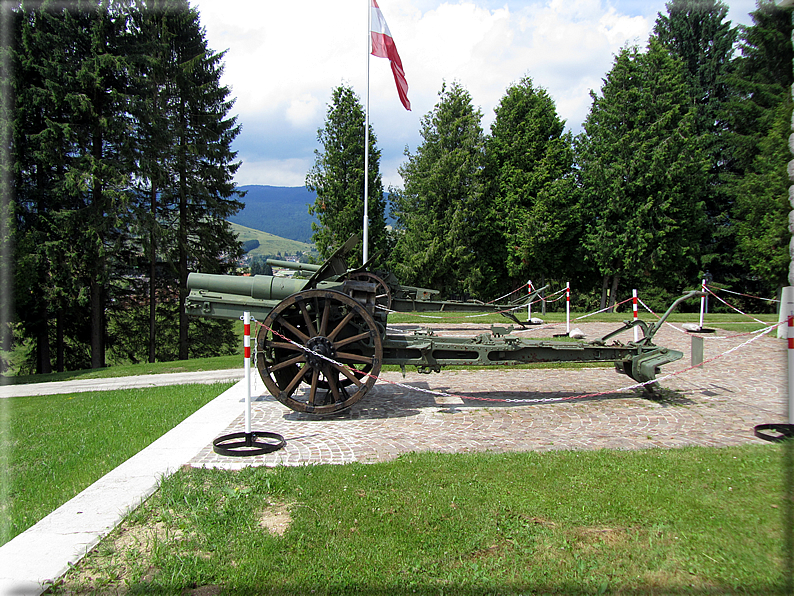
<box><xmin>191</xmin><ymin>0</ymin><xmax>759</xmax><ymax>188</ymax></box>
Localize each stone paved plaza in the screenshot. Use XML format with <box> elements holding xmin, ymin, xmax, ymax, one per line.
<box><xmin>190</xmin><ymin>321</ymin><xmax>787</xmax><ymax>469</ymax></box>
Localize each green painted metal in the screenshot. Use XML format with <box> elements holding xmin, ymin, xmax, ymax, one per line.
<box><xmin>186</xmin><ymin>235</ymin><xmax>691</xmax><ymax>412</ymax></box>
<box><xmin>265</xmin><ymin>259</ymin><xmax>322</xmax><ymax>272</ymax></box>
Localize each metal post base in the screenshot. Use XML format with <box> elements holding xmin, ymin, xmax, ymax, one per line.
<box><xmin>754</xmin><ymin>424</ymin><xmax>794</xmax><ymax>443</ymax></box>
<box><xmin>212</xmin><ymin>431</ymin><xmax>286</xmax><ymax>457</ymax></box>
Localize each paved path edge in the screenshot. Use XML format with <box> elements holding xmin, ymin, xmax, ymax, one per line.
<box><xmin>0</xmin><ymin>369</ymin><xmax>244</xmax><ymax>399</ymax></box>
<box><xmin>0</xmin><ymin>379</ymin><xmax>247</xmax><ymax>596</ymax></box>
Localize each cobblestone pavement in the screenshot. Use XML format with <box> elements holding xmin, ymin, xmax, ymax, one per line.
<box><xmin>190</xmin><ymin>321</ymin><xmax>786</xmax><ymax>469</ymax></box>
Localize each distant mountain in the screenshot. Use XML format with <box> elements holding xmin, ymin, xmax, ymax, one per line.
<box><xmin>229</xmin><ymin>222</ymin><xmax>315</xmax><ymax>256</ymax></box>
<box><xmin>230</xmin><ymin>185</ymin><xmax>395</xmax><ymax>242</ymax></box>
<box><xmin>231</xmin><ymin>185</ymin><xmax>317</xmax><ymax>243</ymax></box>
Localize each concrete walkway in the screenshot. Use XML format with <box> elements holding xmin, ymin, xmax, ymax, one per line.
<box><xmin>0</xmin><ymin>321</ymin><xmax>787</xmax><ymax>595</ymax></box>
<box><xmin>0</xmin><ymin>373</ymin><xmax>263</xmax><ymax>596</ymax></box>
<box><xmin>0</xmin><ymin>369</ymin><xmax>243</xmax><ymax>398</ymax></box>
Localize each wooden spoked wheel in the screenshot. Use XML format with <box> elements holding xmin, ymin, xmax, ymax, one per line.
<box><xmin>347</xmin><ymin>271</ymin><xmax>393</xmax><ymax>311</ymax></box>
<box><xmin>256</xmin><ymin>290</ymin><xmax>383</xmax><ymax>414</ymax></box>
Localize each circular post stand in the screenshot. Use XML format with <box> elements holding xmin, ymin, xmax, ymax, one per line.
<box><xmin>213</xmin><ymin>431</ymin><xmax>286</xmax><ymax>457</ymax></box>
<box><xmin>212</xmin><ymin>311</ymin><xmax>286</xmax><ymax>457</ymax></box>
<box><xmin>754</xmin><ymin>423</ymin><xmax>794</xmax><ymax>443</ymax></box>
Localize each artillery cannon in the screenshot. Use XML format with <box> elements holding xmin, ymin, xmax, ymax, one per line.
<box><xmin>186</xmin><ymin>236</ymin><xmax>686</xmax><ymax>415</ymax></box>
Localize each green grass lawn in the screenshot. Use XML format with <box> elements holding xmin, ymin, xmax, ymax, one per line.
<box><xmin>0</xmin><ymin>382</ymin><xmax>235</xmax><ymax>546</ymax></box>
<box><xmin>48</xmin><ymin>444</ymin><xmax>791</xmax><ymax>595</ymax></box>
<box><xmin>2</xmin><ymin>307</ymin><xmax>788</xmax><ymax>594</ymax></box>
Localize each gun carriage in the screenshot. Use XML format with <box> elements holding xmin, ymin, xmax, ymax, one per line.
<box><xmin>186</xmin><ymin>236</ymin><xmax>687</xmax><ymax>415</ymax></box>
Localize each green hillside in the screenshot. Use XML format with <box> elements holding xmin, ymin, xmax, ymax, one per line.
<box><xmin>230</xmin><ymin>222</ymin><xmax>315</xmax><ymax>257</ymax></box>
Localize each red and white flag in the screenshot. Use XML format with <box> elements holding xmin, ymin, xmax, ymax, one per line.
<box><xmin>370</xmin><ymin>0</ymin><xmax>411</xmax><ymax>111</ymax></box>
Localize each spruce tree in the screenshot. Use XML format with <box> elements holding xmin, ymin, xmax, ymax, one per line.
<box><xmin>732</xmin><ymin>99</ymin><xmax>791</xmax><ymax>292</ymax></box>
<box><xmin>654</xmin><ymin>0</ymin><xmax>738</xmax><ymax>284</ymax></box>
<box><xmin>166</xmin><ymin>5</ymin><xmax>243</xmax><ymax>360</ymax></box>
<box><xmin>128</xmin><ymin>0</ymin><xmax>180</xmax><ymax>363</ymax></box>
<box><xmin>65</xmin><ymin>1</ymin><xmax>135</xmax><ymax>369</ymax></box>
<box><xmin>577</xmin><ymin>41</ymin><xmax>709</xmax><ymax>305</ymax></box>
<box><xmin>726</xmin><ymin>1</ymin><xmax>793</xmax><ymax>295</ymax></box>
<box><xmin>13</xmin><ymin>1</ymin><xmax>135</xmax><ymax>371</ymax></box>
<box><xmin>306</xmin><ymin>84</ymin><xmax>388</xmax><ymax>266</ymax></box>
<box><xmin>391</xmin><ymin>82</ymin><xmax>488</xmax><ymax>298</ymax></box>
<box><xmin>11</xmin><ymin>0</ymin><xmax>243</xmax><ymax>371</ymax></box>
<box><xmin>486</xmin><ymin>76</ymin><xmax>577</xmax><ymax>294</ymax></box>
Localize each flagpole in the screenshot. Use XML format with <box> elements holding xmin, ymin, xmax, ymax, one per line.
<box><xmin>363</xmin><ymin>0</ymin><xmax>371</xmax><ymax>263</ymax></box>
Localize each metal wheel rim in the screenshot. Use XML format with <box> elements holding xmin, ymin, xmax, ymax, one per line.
<box><xmin>348</xmin><ymin>271</ymin><xmax>393</xmax><ymax>311</ymax></box>
<box><xmin>256</xmin><ymin>289</ymin><xmax>383</xmax><ymax>414</ymax></box>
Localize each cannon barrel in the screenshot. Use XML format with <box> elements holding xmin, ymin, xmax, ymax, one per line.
<box><xmin>187</xmin><ymin>272</ymin><xmax>309</xmax><ymax>302</ymax></box>
<box><xmin>185</xmin><ymin>272</ymin><xmax>334</xmax><ymax>320</ymax></box>
<box><xmin>266</xmin><ymin>259</ymin><xmax>322</xmax><ymax>272</ymax></box>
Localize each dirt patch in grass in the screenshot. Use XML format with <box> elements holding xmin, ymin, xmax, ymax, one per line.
<box><xmin>47</xmin><ymin>522</ymin><xmax>160</xmax><ymax>594</ymax></box>
<box><xmin>47</xmin><ymin>515</ymin><xmax>204</xmax><ymax>594</ymax></box>
<box><xmin>257</xmin><ymin>499</ymin><xmax>293</xmax><ymax>536</ymax></box>
<box><xmin>573</xmin><ymin>525</ymin><xmax>634</xmax><ymax>547</ymax></box>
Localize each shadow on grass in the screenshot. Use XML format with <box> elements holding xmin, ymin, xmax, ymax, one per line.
<box><xmin>45</xmin><ymin>580</ymin><xmax>788</xmax><ymax>595</ymax></box>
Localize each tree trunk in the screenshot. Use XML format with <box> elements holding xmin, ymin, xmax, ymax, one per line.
<box><xmin>608</xmin><ymin>274</ymin><xmax>621</xmax><ymax>313</ymax></box>
<box><xmin>90</xmin><ymin>277</ymin><xmax>104</xmax><ymax>368</ymax></box>
<box><xmin>37</xmin><ymin>323</ymin><xmax>51</xmax><ymax>375</ymax></box>
<box><xmin>148</xmin><ymin>184</ymin><xmax>157</xmax><ymax>364</ymax></box>
<box><xmin>90</xmin><ymin>129</ymin><xmax>105</xmax><ymax>369</ymax></box>
<box><xmin>600</xmin><ymin>275</ymin><xmax>609</xmax><ymax>310</ymax></box>
<box><xmin>56</xmin><ymin>307</ymin><xmax>64</xmax><ymax>373</ymax></box>
<box><xmin>178</xmin><ymin>147</ymin><xmax>189</xmax><ymax>361</ymax></box>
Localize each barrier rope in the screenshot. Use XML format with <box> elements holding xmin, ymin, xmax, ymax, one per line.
<box><xmin>575</xmin><ymin>297</ymin><xmax>634</xmax><ymax>320</ymax></box>
<box><xmin>486</xmin><ymin>283</ymin><xmax>529</xmax><ymax>304</ymax></box>
<box><xmin>636</xmin><ymin>297</ymin><xmax>659</xmax><ymax>319</ymax></box>
<box><xmin>252</xmin><ymin>317</ymin><xmax>782</xmax><ymax>407</ymax></box>
<box><xmin>710</xmin><ymin>286</ymin><xmax>779</xmax><ymax>303</ymax></box>
<box><xmin>707</xmin><ymin>288</ymin><xmax>767</xmax><ymax>325</ymax></box>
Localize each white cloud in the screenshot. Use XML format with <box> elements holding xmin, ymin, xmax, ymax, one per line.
<box><xmin>286</xmin><ymin>94</ymin><xmax>323</xmax><ymax>129</ymax></box>
<box><xmin>193</xmin><ymin>0</ymin><xmax>741</xmax><ymax>188</ymax></box>
<box><xmin>598</xmin><ymin>8</ymin><xmax>648</xmax><ymax>46</ymax></box>
<box><xmin>235</xmin><ymin>158</ymin><xmax>311</xmax><ymax>187</ymax></box>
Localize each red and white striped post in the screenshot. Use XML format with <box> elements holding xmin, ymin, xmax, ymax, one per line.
<box><xmin>632</xmin><ymin>289</ymin><xmax>639</xmax><ymax>342</ymax></box>
<box><xmin>211</xmin><ymin>310</ymin><xmax>285</xmax><ymax>457</ymax></box>
<box><xmin>752</xmin><ymin>288</ymin><xmax>794</xmax><ymax>444</ymax></box>
<box><xmin>780</xmin><ymin>286</ymin><xmax>794</xmax><ymax>425</ymax></box>
<box><xmin>244</xmin><ymin>311</ymin><xmax>252</xmax><ymax>435</ymax></box>
<box><xmin>527</xmin><ymin>280</ymin><xmax>533</xmax><ymax>322</ymax></box>
<box><xmin>566</xmin><ymin>282</ymin><xmax>571</xmax><ymax>335</ymax></box>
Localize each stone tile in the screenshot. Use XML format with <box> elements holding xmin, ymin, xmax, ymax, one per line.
<box><xmin>189</xmin><ymin>322</ymin><xmax>786</xmax><ymax>469</ymax></box>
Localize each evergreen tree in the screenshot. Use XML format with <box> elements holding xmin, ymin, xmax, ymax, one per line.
<box><xmin>63</xmin><ymin>1</ymin><xmax>136</xmax><ymax>369</ymax></box>
<box><xmin>486</xmin><ymin>76</ymin><xmax>578</xmax><ymax>294</ymax></box>
<box><xmin>0</xmin><ymin>1</ymin><xmax>14</xmax><ymax>375</ymax></box>
<box><xmin>653</xmin><ymin>0</ymin><xmax>738</xmax><ymax>284</ymax></box>
<box><xmin>167</xmin><ymin>5</ymin><xmax>243</xmax><ymax>360</ymax></box>
<box><xmin>391</xmin><ymin>82</ymin><xmax>488</xmax><ymax>298</ymax></box>
<box><xmin>12</xmin><ymin>1</ymin><xmax>135</xmax><ymax>371</ymax></box>
<box><xmin>10</xmin><ymin>0</ymin><xmax>243</xmax><ymax>372</ymax></box>
<box><xmin>577</xmin><ymin>41</ymin><xmax>709</xmax><ymax>306</ymax></box>
<box><xmin>13</xmin><ymin>5</ymin><xmax>62</xmax><ymax>373</ymax></box>
<box><xmin>128</xmin><ymin>0</ymin><xmax>180</xmax><ymax>364</ymax></box>
<box><xmin>732</xmin><ymin>98</ymin><xmax>791</xmax><ymax>292</ymax></box>
<box><xmin>306</xmin><ymin>84</ymin><xmax>388</xmax><ymax>266</ymax></box>
<box><xmin>654</xmin><ymin>0</ymin><xmax>736</xmax><ymax>133</ymax></box>
<box><xmin>726</xmin><ymin>1</ymin><xmax>793</xmax><ymax>295</ymax></box>
<box><xmin>725</xmin><ymin>0</ymin><xmax>792</xmax><ymax>176</ymax></box>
